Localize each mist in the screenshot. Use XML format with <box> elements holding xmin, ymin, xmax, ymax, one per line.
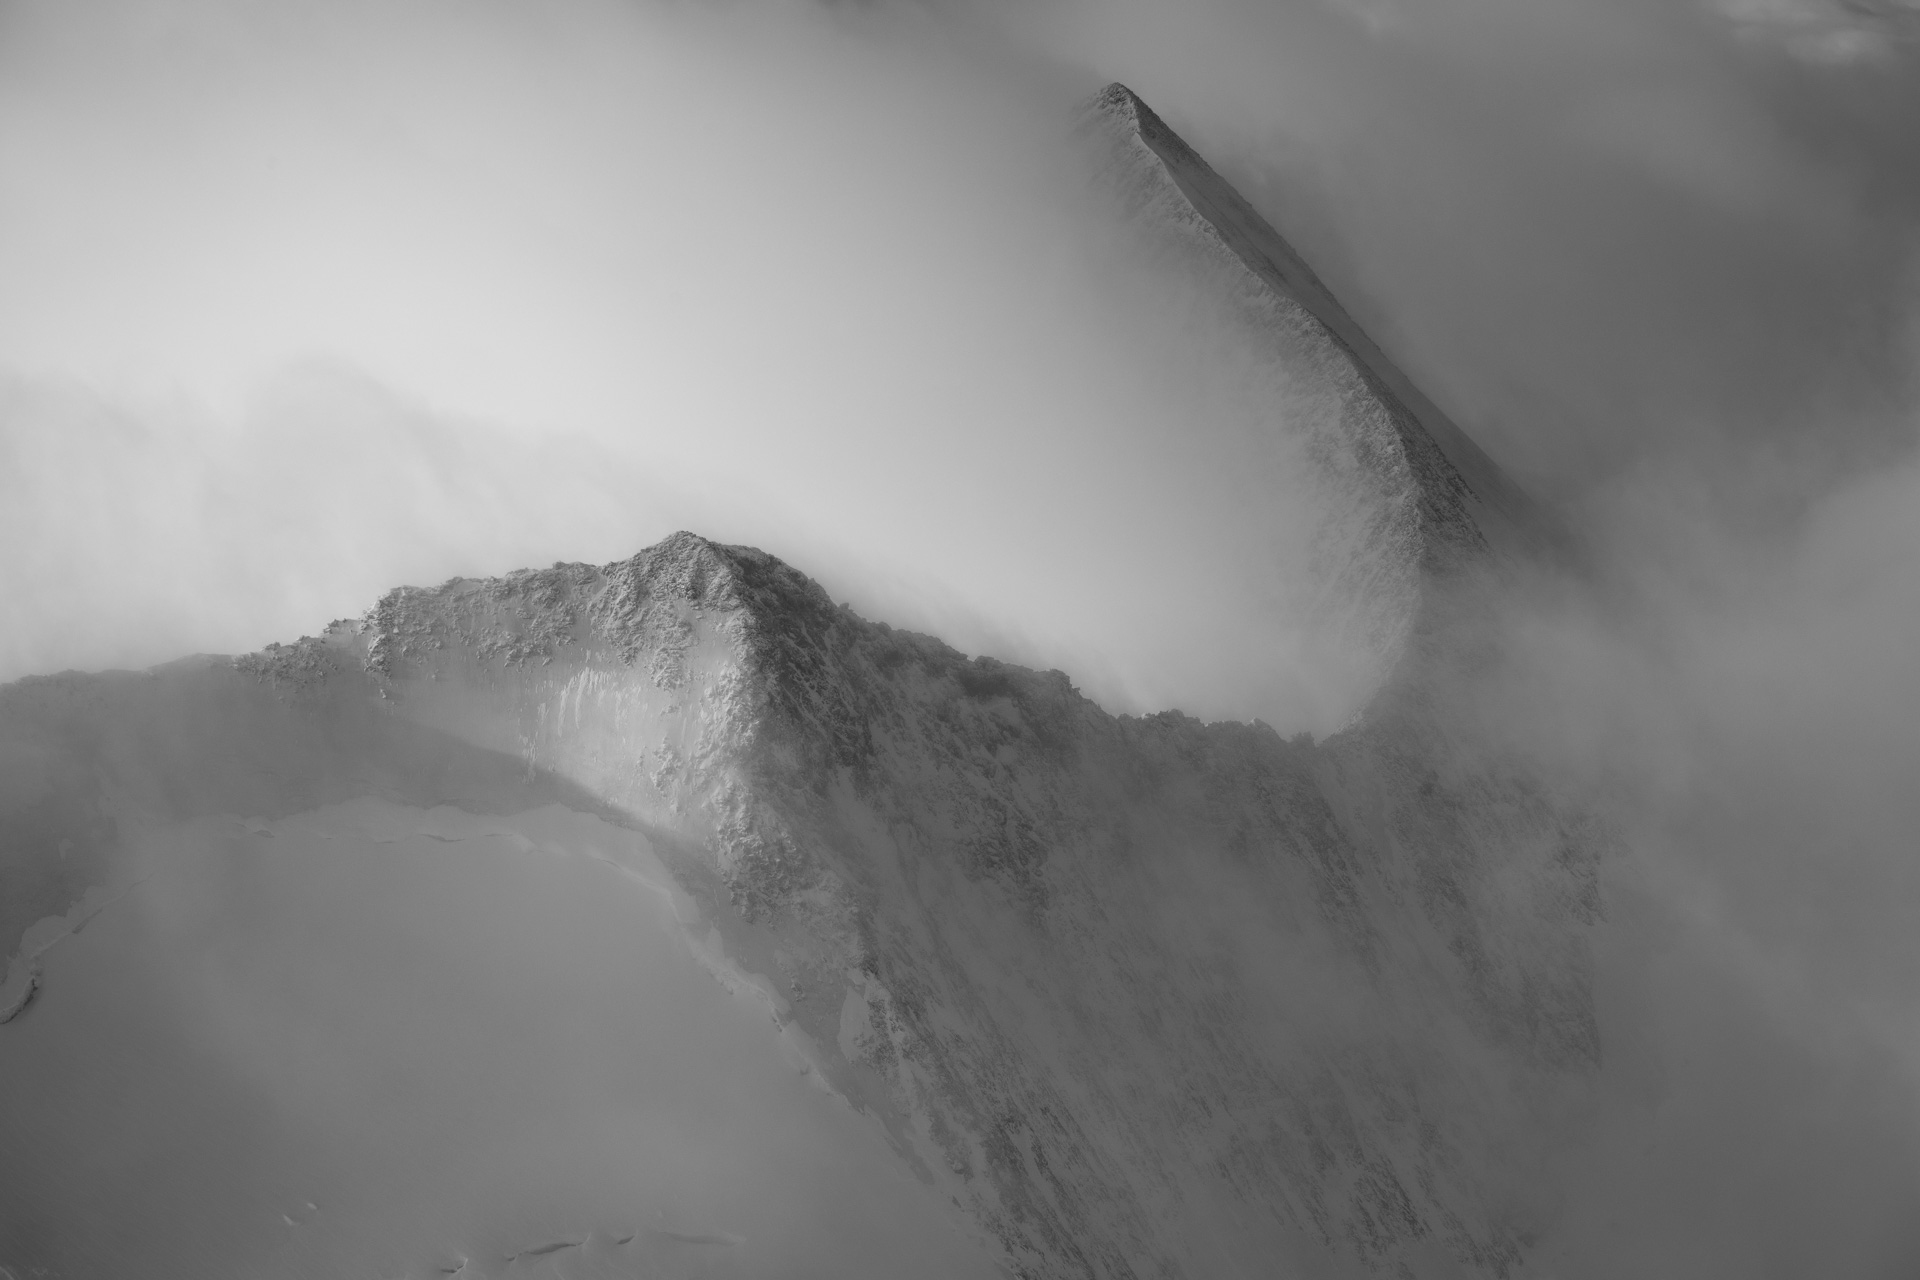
<box><xmin>0</xmin><ymin>0</ymin><xmax>1374</xmax><ymax>729</ymax></box>
<box><xmin>2</xmin><ymin>800</ymin><xmax>1000</xmax><ymax>1277</ymax></box>
<box><xmin>5</xmin><ymin>0</ymin><xmax>1920</xmax><ymax>1275</ymax></box>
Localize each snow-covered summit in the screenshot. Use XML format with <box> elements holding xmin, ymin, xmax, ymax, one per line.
<box><xmin>1082</xmin><ymin>83</ymin><xmax>1563</xmax><ymax>721</ymax></box>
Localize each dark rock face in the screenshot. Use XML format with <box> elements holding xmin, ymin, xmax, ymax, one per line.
<box><xmin>0</xmin><ymin>87</ymin><xmax>1603</xmax><ymax>1279</ymax></box>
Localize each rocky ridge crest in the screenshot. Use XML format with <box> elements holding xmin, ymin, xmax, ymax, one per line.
<box><xmin>301</xmin><ymin>526</ymin><xmax>1604</xmax><ymax>1278</ymax></box>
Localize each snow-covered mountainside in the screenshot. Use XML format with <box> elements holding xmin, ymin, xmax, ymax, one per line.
<box><xmin>1079</xmin><ymin>83</ymin><xmax>1561</xmax><ymax>718</ymax></box>
<box><xmin>0</xmin><ymin>87</ymin><xmax>1602</xmax><ymax>1278</ymax></box>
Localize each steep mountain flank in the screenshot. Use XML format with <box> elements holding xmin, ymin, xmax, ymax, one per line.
<box><xmin>2</xmin><ymin>530</ymin><xmax>1600</xmax><ymax>1278</ymax></box>
<box><xmin>1086</xmin><ymin>84</ymin><xmax>1543</xmax><ymax>559</ymax></box>
<box><xmin>343</xmin><ymin>532</ymin><xmax>1604</xmax><ymax>1277</ymax></box>
<box><xmin>1079</xmin><ymin>84</ymin><xmax>1563</xmax><ymax>718</ymax></box>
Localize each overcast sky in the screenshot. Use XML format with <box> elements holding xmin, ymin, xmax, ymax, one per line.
<box><xmin>4</xmin><ymin>3</ymin><xmax>1920</xmax><ymax>1273</ymax></box>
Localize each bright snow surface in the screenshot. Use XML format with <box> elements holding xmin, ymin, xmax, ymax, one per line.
<box><xmin>0</xmin><ymin>800</ymin><xmax>1001</xmax><ymax>1279</ymax></box>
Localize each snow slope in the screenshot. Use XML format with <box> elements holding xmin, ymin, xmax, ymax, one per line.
<box><xmin>0</xmin><ymin>797</ymin><xmax>1000</xmax><ymax>1279</ymax></box>
<box><xmin>1078</xmin><ymin>83</ymin><xmax>1563</xmax><ymax>721</ymax></box>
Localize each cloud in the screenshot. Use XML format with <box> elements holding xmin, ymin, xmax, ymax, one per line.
<box><xmin>5</xmin><ymin>0</ymin><xmax>1917</xmax><ymax>710</ymax></box>
<box><xmin>0</xmin><ymin>367</ymin><xmax>698</xmax><ymax>679</ymax></box>
<box><xmin>1461</xmin><ymin>430</ymin><xmax>1920</xmax><ymax>1276</ymax></box>
<box><xmin>1713</xmin><ymin>0</ymin><xmax>1920</xmax><ymax>63</ymax></box>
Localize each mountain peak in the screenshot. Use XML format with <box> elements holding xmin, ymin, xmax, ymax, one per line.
<box><xmin>1078</xmin><ymin>79</ymin><xmax>1569</xmax><ymax>716</ymax></box>
<box><xmin>1086</xmin><ymin>81</ymin><xmax>1556</xmax><ymax>556</ymax></box>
